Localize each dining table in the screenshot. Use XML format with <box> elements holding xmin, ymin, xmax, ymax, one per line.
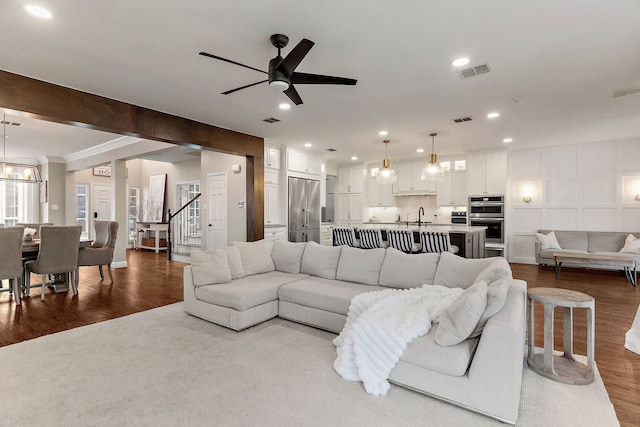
<box><xmin>22</xmin><ymin>238</ymin><xmax>93</xmax><ymax>293</ymax></box>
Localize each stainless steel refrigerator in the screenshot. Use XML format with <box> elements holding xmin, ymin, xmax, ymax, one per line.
<box><xmin>288</xmin><ymin>177</ymin><xmax>320</xmax><ymax>243</ymax></box>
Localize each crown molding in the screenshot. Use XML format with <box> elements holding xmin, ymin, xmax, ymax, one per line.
<box><xmin>63</xmin><ymin>136</ymin><xmax>144</xmax><ymax>163</ymax></box>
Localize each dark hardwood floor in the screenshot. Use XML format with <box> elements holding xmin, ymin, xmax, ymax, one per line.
<box><xmin>1</xmin><ymin>251</ymin><xmax>638</xmax><ymax>425</ymax></box>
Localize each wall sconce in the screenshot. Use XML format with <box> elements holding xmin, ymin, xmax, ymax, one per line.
<box><xmin>523</xmin><ymin>196</ymin><xmax>532</xmax><ymax>203</ymax></box>
<box><xmin>635</xmin><ymin>194</ymin><xmax>640</xmax><ymax>202</ymax></box>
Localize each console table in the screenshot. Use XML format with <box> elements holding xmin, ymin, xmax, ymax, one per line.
<box><xmin>136</xmin><ymin>222</ymin><xmax>168</xmax><ymax>253</ymax></box>
<box><xmin>527</xmin><ymin>287</ymin><xmax>595</xmax><ymax>385</ymax></box>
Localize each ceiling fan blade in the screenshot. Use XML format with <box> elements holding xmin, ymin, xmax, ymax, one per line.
<box><xmin>291</xmin><ymin>72</ymin><xmax>357</xmax><ymax>86</ymax></box>
<box><xmin>278</xmin><ymin>39</ymin><xmax>314</xmax><ymax>76</ymax></box>
<box><xmin>199</xmin><ymin>52</ymin><xmax>268</xmax><ymax>75</ymax></box>
<box><xmin>284</xmin><ymin>85</ymin><xmax>303</xmax><ymax>105</ymax></box>
<box><xmin>222</xmin><ymin>80</ymin><xmax>268</xmax><ymax>95</ymax></box>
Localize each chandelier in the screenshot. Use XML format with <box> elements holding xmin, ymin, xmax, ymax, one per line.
<box><xmin>1</xmin><ymin>113</ymin><xmax>42</xmax><ymax>183</ymax></box>
<box><xmin>421</xmin><ymin>132</ymin><xmax>444</xmax><ymax>181</ymax></box>
<box><xmin>375</xmin><ymin>139</ymin><xmax>397</xmax><ymax>184</ymax></box>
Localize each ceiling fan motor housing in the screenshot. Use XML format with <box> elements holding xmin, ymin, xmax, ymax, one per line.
<box><xmin>268</xmin><ymin>56</ymin><xmax>290</xmax><ymax>90</ymax></box>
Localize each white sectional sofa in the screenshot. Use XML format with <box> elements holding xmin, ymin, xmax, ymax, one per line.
<box><xmin>184</xmin><ymin>239</ymin><xmax>527</xmax><ymax>424</ymax></box>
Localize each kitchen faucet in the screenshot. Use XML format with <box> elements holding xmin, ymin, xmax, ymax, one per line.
<box><xmin>418</xmin><ymin>207</ymin><xmax>425</xmax><ymax>227</ymax></box>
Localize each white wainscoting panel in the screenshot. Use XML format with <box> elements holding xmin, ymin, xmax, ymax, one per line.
<box><xmin>543</xmin><ymin>146</ymin><xmax>576</xmax><ymax>179</ymax></box>
<box><xmin>547</xmin><ymin>179</ymin><xmax>577</xmax><ymax>205</ymax></box>
<box><xmin>578</xmin><ymin>142</ymin><xmax>616</xmax><ymax>177</ymax></box>
<box><xmin>616</xmin><ymin>139</ymin><xmax>640</xmax><ymax>173</ymax></box>
<box><xmin>623</xmin><ymin>208</ymin><xmax>640</xmax><ymax>231</ymax></box>
<box><xmin>622</xmin><ymin>176</ymin><xmax>640</xmax><ymax>204</ymax></box>
<box><xmin>579</xmin><ymin>177</ymin><xmax>617</xmax><ymax>205</ymax></box>
<box><xmin>509</xmin><ymin>150</ymin><xmax>541</xmax><ymax>178</ymax></box>
<box><xmin>542</xmin><ymin>208</ymin><xmax>577</xmax><ymax>230</ymax></box>
<box><xmin>512</xmin><ymin>180</ymin><xmax>542</xmax><ymax>207</ymax></box>
<box><xmin>581</xmin><ymin>208</ymin><xmax>618</xmax><ymax>231</ymax></box>
<box><xmin>512</xmin><ymin>208</ymin><xmax>541</xmax><ymax>233</ymax></box>
<box><xmin>510</xmin><ymin>234</ymin><xmax>536</xmax><ymax>264</ymax></box>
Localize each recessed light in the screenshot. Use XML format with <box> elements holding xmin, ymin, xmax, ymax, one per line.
<box><xmin>379</xmin><ymin>130</ymin><xmax>388</xmax><ymax>136</ymax></box>
<box><xmin>304</xmin><ymin>142</ymin><xmax>312</xmax><ymax>147</ymax></box>
<box><xmin>452</xmin><ymin>57</ymin><xmax>470</xmax><ymax>67</ymax></box>
<box><xmin>278</xmin><ymin>103</ymin><xmax>291</xmax><ymax>110</ymax></box>
<box><xmin>25</xmin><ymin>4</ymin><xmax>52</xmax><ymax>19</ymax></box>
<box><xmin>351</xmin><ymin>156</ymin><xmax>358</xmax><ymax>161</ymax></box>
<box><xmin>416</xmin><ymin>148</ymin><xmax>425</xmax><ymax>153</ymax></box>
<box><xmin>503</xmin><ymin>138</ymin><xmax>513</xmax><ymax>143</ymax></box>
<box><xmin>487</xmin><ymin>112</ymin><xmax>500</xmax><ymax>119</ymax></box>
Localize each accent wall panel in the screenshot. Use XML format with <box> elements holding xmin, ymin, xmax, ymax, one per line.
<box><xmin>542</xmin><ymin>146</ymin><xmax>576</xmax><ymax>179</ymax></box>
<box><xmin>578</xmin><ymin>143</ymin><xmax>616</xmax><ymax>177</ymax></box>
<box><xmin>511</xmin><ymin>208</ymin><xmax>541</xmax><ymax>233</ymax></box>
<box><xmin>508</xmin><ymin>150</ymin><xmax>541</xmax><ymax>179</ymax></box>
<box><xmin>581</xmin><ymin>208</ymin><xmax>618</xmax><ymax>231</ymax></box>
<box><xmin>579</xmin><ymin>177</ymin><xmax>617</xmax><ymax>205</ymax></box>
<box><xmin>546</xmin><ymin>179</ymin><xmax>577</xmax><ymax>205</ymax></box>
<box><xmin>623</xmin><ymin>209</ymin><xmax>640</xmax><ymax>231</ymax></box>
<box><xmin>510</xmin><ymin>235</ymin><xmax>536</xmax><ymax>263</ymax></box>
<box><xmin>542</xmin><ymin>208</ymin><xmax>577</xmax><ymax>230</ymax></box>
<box><xmin>616</xmin><ymin>139</ymin><xmax>640</xmax><ymax>173</ymax></box>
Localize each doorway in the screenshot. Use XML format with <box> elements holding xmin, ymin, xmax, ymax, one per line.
<box><xmin>207</xmin><ymin>173</ymin><xmax>227</xmax><ymax>249</ymax></box>
<box><xmin>92</xmin><ymin>184</ymin><xmax>111</xmax><ymax>239</ymax></box>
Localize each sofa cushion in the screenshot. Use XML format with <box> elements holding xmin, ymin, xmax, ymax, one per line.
<box><xmin>336</xmin><ymin>247</ymin><xmax>386</xmax><ymax>285</ymax></box>
<box><xmin>190</xmin><ymin>250</ymin><xmax>232</xmax><ymax>286</ymax></box>
<box><xmin>400</xmin><ymin>325</ymin><xmax>480</xmax><ymax>377</ymax></box>
<box><xmin>301</xmin><ymin>241</ymin><xmax>342</xmax><ymax>279</ymax></box>
<box><xmin>219</xmin><ymin>246</ymin><xmax>245</xmax><ymax>279</ymax></box>
<box><xmin>379</xmin><ymin>248</ymin><xmax>440</xmax><ymax>289</ymax></box>
<box><xmin>535</xmin><ymin>231</ymin><xmax>561</xmax><ymax>250</ymax></box>
<box><xmin>194</xmin><ymin>271</ymin><xmax>309</xmax><ymax>311</ymax></box>
<box><xmin>278</xmin><ymin>276</ymin><xmax>384</xmax><ymax>315</ymax></box>
<box><xmin>435</xmin><ymin>281</ymin><xmax>487</xmax><ymax>347</ymax></box>
<box><xmin>620</xmin><ymin>234</ymin><xmax>640</xmax><ymax>255</ymax></box>
<box><xmin>538</xmin><ymin>230</ymin><xmax>589</xmax><ymax>251</ymax></box>
<box><xmin>433</xmin><ymin>251</ymin><xmax>497</xmax><ymax>289</ymax></box>
<box><xmin>231</xmin><ymin>240</ymin><xmax>275</xmax><ymax>276</ymax></box>
<box><xmin>272</xmin><ymin>240</ymin><xmax>307</xmax><ymax>273</ymax></box>
<box><xmin>469</xmin><ymin>279</ymin><xmax>510</xmax><ymax>338</ymax></box>
<box><xmin>585</xmin><ymin>232</ymin><xmax>628</xmax><ymax>253</ymax></box>
<box><xmin>473</xmin><ymin>258</ymin><xmax>512</xmax><ymax>285</ymax></box>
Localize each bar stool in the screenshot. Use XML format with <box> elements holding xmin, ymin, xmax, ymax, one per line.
<box><xmin>387</xmin><ymin>229</ymin><xmax>419</xmax><ymax>253</ymax></box>
<box><xmin>358</xmin><ymin>228</ymin><xmax>385</xmax><ymax>249</ymax></box>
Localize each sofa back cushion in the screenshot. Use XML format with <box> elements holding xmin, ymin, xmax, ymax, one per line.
<box><xmin>272</xmin><ymin>240</ymin><xmax>307</xmax><ymax>273</ymax></box>
<box><xmin>301</xmin><ymin>241</ymin><xmax>342</xmax><ymax>279</ymax></box>
<box><xmin>473</xmin><ymin>258</ymin><xmax>512</xmax><ymax>285</ymax></box>
<box><xmin>433</xmin><ymin>251</ymin><xmax>499</xmax><ymax>289</ymax></box>
<box><xmin>588</xmin><ymin>232</ymin><xmax>629</xmax><ymax>253</ymax></box>
<box><xmin>435</xmin><ymin>280</ymin><xmax>488</xmax><ymax>346</ymax></box>
<box><xmin>219</xmin><ymin>246</ymin><xmax>245</xmax><ymax>279</ymax></box>
<box><xmin>379</xmin><ymin>248</ymin><xmax>440</xmax><ymax>288</ymax></box>
<box><xmin>231</xmin><ymin>240</ymin><xmax>275</xmax><ymax>276</ymax></box>
<box><xmin>336</xmin><ymin>246</ymin><xmax>386</xmax><ymax>285</ymax></box>
<box><xmin>538</xmin><ymin>230</ymin><xmax>588</xmax><ymax>251</ymax></box>
<box><xmin>190</xmin><ymin>250</ymin><xmax>232</xmax><ymax>286</ymax></box>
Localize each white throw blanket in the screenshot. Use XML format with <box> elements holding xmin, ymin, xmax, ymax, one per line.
<box><xmin>333</xmin><ymin>285</ymin><xmax>463</xmax><ymax>396</ymax></box>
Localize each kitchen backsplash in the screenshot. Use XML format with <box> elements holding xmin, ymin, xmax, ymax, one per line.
<box><xmin>364</xmin><ymin>195</ymin><xmax>466</xmax><ymax>224</ymax></box>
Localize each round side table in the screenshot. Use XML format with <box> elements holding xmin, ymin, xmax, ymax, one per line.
<box><xmin>527</xmin><ymin>287</ymin><xmax>595</xmax><ymax>385</ymax></box>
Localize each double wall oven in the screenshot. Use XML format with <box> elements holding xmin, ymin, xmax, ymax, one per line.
<box><xmin>468</xmin><ymin>195</ymin><xmax>505</xmax><ymax>257</ymax></box>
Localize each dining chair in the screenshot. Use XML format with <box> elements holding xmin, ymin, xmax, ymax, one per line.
<box><xmin>332</xmin><ymin>227</ymin><xmax>358</xmax><ymax>247</ymax></box>
<box><xmin>0</xmin><ymin>226</ymin><xmax>25</xmax><ymax>305</ymax></box>
<box><xmin>77</xmin><ymin>221</ymin><xmax>119</xmax><ymax>284</ymax></box>
<box><xmin>387</xmin><ymin>229</ymin><xmax>419</xmax><ymax>253</ymax></box>
<box><xmin>24</xmin><ymin>225</ymin><xmax>82</xmax><ymax>300</ymax></box>
<box><xmin>420</xmin><ymin>230</ymin><xmax>460</xmax><ymax>254</ymax></box>
<box><xmin>357</xmin><ymin>228</ymin><xmax>385</xmax><ymax>249</ymax></box>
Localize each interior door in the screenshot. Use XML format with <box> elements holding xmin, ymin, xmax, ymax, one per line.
<box><xmin>207</xmin><ymin>173</ymin><xmax>227</xmax><ymax>249</ymax></box>
<box><xmin>92</xmin><ymin>184</ymin><xmax>111</xmax><ymax>239</ymax></box>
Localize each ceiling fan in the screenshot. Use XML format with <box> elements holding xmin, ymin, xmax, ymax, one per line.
<box><xmin>199</xmin><ymin>34</ymin><xmax>357</xmax><ymax>105</ymax></box>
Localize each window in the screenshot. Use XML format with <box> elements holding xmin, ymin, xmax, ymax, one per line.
<box><xmin>129</xmin><ymin>186</ymin><xmax>140</xmax><ymax>234</ymax></box>
<box><xmin>76</xmin><ymin>183</ymin><xmax>89</xmax><ymax>239</ymax></box>
<box><xmin>0</xmin><ymin>181</ymin><xmax>38</xmax><ymax>225</ymax></box>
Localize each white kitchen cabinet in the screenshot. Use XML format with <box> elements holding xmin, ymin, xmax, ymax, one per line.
<box><xmin>437</xmin><ymin>172</ymin><xmax>467</xmax><ymax>206</ymax></box>
<box><xmin>466</xmin><ymin>152</ymin><xmax>507</xmax><ymax>196</ymax></box>
<box><xmin>264</xmin><ymin>183</ymin><xmax>281</xmax><ymax>225</ymax></box>
<box><xmin>338</xmin><ymin>165</ymin><xmax>364</xmax><ymax>194</ymax></box>
<box><xmin>338</xmin><ymin>193</ymin><xmax>363</xmax><ymax>222</ymax></box>
<box><xmin>264</xmin><ymin>169</ymin><xmax>279</xmax><ymax>185</ymax></box>
<box><xmin>264</xmin><ymin>146</ymin><xmax>281</xmax><ymax>169</ymax></box>
<box><xmin>367</xmin><ymin>178</ymin><xmax>394</xmax><ymax>206</ymax></box>
<box><xmin>395</xmin><ymin>161</ymin><xmax>436</xmax><ymax>194</ymax></box>
<box><xmin>287</xmin><ymin>150</ymin><xmax>321</xmax><ymax>175</ymax></box>
<box><xmin>321</xmin><ymin>223</ymin><xmax>334</xmax><ymax>246</ymax></box>
<box><xmin>264</xmin><ymin>226</ymin><xmax>286</xmax><ymax>241</ymax></box>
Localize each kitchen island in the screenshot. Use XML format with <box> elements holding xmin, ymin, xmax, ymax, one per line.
<box><xmin>358</xmin><ymin>222</ymin><xmax>487</xmax><ymax>258</ymax></box>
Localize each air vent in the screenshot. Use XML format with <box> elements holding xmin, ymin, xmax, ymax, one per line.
<box><xmin>452</xmin><ymin>116</ymin><xmax>473</xmax><ymax>123</ymax></box>
<box><xmin>0</xmin><ymin>120</ymin><xmax>23</xmax><ymax>126</ymax></box>
<box><xmin>326</xmin><ymin>148</ymin><xmax>337</xmax><ymax>152</ymax></box>
<box><xmin>457</xmin><ymin>63</ymin><xmax>492</xmax><ymax>79</ymax></box>
<box><xmin>613</xmin><ymin>86</ymin><xmax>640</xmax><ymax>98</ymax></box>
<box><xmin>262</xmin><ymin>117</ymin><xmax>281</xmax><ymax>124</ymax></box>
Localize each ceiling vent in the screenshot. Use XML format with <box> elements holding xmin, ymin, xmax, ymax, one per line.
<box><xmin>452</xmin><ymin>116</ymin><xmax>473</xmax><ymax>123</ymax></box>
<box><xmin>0</xmin><ymin>120</ymin><xmax>23</xmax><ymax>126</ymax></box>
<box><xmin>613</xmin><ymin>86</ymin><xmax>640</xmax><ymax>98</ymax></box>
<box><xmin>457</xmin><ymin>63</ymin><xmax>492</xmax><ymax>79</ymax></box>
<box><xmin>262</xmin><ymin>117</ymin><xmax>281</xmax><ymax>124</ymax></box>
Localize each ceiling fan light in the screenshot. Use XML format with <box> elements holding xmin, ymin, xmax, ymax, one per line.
<box><xmin>269</xmin><ymin>80</ymin><xmax>290</xmax><ymax>91</ymax></box>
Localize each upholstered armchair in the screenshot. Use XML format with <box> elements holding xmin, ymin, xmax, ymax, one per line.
<box><xmin>78</xmin><ymin>221</ymin><xmax>119</xmax><ymax>283</ymax></box>
<box><xmin>0</xmin><ymin>226</ymin><xmax>25</xmax><ymax>305</ymax></box>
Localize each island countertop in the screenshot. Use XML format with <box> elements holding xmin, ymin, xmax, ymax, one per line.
<box><xmin>359</xmin><ymin>223</ymin><xmax>487</xmax><ymax>233</ymax></box>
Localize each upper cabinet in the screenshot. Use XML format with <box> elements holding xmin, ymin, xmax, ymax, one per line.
<box><xmin>466</xmin><ymin>152</ymin><xmax>507</xmax><ymax>196</ymax></box>
<box><xmin>368</xmin><ymin>178</ymin><xmax>394</xmax><ymax>207</ymax></box>
<box><xmin>264</xmin><ymin>146</ymin><xmax>281</xmax><ymax>169</ymax></box>
<box><xmin>338</xmin><ymin>165</ymin><xmax>365</xmax><ymax>194</ymax></box>
<box><xmin>394</xmin><ymin>161</ymin><xmax>436</xmax><ymax>194</ymax></box>
<box><xmin>287</xmin><ymin>150</ymin><xmax>321</xmax><ymax>175</ymax></box>
<box><xmin>437</xmin><ymin>172</ymin><xmax>467</xmax><ymax>206</ymax></box>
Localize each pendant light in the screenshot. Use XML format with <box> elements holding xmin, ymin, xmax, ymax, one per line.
<box><xmin>421</xmin><ymin>132</ymin><xmax>444</xmax><ymax>181</ymax></box>
<box><xmin>1</xmin><ymin>113</ymin><xmax>42</xmax><ymax>184</ymax></box>
<box><xmin>376</xmin><ymin>139</ymin><xmax>397</xmax><ymax>184</ymax></box>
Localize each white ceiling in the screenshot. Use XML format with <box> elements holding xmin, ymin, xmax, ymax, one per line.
<box><xmin>1</xmin><ymin>0</ymin><xmax>639</xmax><ymax>166</ymax></box>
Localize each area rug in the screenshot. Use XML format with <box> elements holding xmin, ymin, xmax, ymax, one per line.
<box><xmin>2</xmin><ymin>303</ymin><xmax>618</xmax><ymax>426</ymax></box>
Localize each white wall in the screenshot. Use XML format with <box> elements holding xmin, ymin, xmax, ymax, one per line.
<box><xmin>507</xmin><ymin>138</ymin><xmax>640</xmax><ymax>264</ymax></box>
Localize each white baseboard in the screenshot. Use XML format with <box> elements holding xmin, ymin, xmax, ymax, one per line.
<box><xmin>111</xmin><ymin>261</ymin><xmax>128</xmax><ymax>269</ymax></box>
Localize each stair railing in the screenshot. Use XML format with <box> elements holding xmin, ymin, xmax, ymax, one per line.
<box><xmin>167</xmin><ymin>192</ymin><xmax>201</xmax><ymax>260</ymax></box>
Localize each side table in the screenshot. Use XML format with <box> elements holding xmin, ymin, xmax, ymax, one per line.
<box><xmin>527</xmin><ymin>287</ymin><xmax>595</xmax><ymax>385</ymax></box>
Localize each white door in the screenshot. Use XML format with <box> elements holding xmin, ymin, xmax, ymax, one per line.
<box><xmin>207</xmin><ymin>173</ymin><xmax>227</xmax><ymax>249</ymax></box>
<box><xmin>92</xmin><ymin>184</ymin><xmax>111</xmax><ymax>239</ymax></box>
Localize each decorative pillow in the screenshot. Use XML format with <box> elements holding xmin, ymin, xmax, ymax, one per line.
<box><xmin>379</xmin><ymin>248</ymin><xmax>440</xmax><ymax>288</ymax></box>
<box><xmin>536</xmin><ymin>231</ymin><xmax>562</xmax><ymax>250</ymax></box>
<box><xmin>433</xmin><ymin>251</ymin><xmax>497</xmax><ymax>289</ymax></box>
<box><xmin>190</xmin><ymin>250</ymin><xmax>232</xmax><ymax>287</ymax></box>
<box><xmin>301</xmin><ymin>241</ymin><xmax>342</xmax><ymax>280</ymax></box>
<box><xmin>435</xmin><ymin>281</ymin><xmax>488</xmax><ymax>347</ymax></box>
<box><xmin>469</xmin><ymin>279</ymin><xmax>510</xmax><ymax>338</ymax></box>
<box><xmin>219</xmin><ymin>246</ymin><xmax>245</xmax><ymax>279</ymax></box>
<box><xmin>473</xmin><ymin>258</ymin><xmax>512</xmax><ymax>285</ymax></box>
<box><xmin>620</xmin><ymin>234</ymin><xmax>640</xmax><ymax>255</ymax></box>
<box><xmin>271</xmin><ymin>240</ymin><xmax>307</xmax><ymax>273</ymax></box>
<box><xmin>336</xmin><ymin>246</ymin><xmax>386</xmax><ymax>285</ymax></box>
<box><xmin>231</xmin><ymin>240</ymin><xmax>275</xmax><ymax>276</ymax></box>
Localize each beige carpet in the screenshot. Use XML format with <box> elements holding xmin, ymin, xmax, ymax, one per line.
<box><xmin>2</xmin><ymin>303</ymin><xmax>618</xmax><ymax>426</ymax></box>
